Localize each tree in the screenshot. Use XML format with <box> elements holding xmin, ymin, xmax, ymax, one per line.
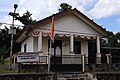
<box><xmin>0</xmin><ymin>27</ymin><xmax>10</xmax><ymax>63</ymax></box>
<box><xmin>101</xmin><ymin>31</ymin><xmax>114</xmax><ymax>47</ymax></box>
<box><xmin>101</xmin><ymin>32</ymin><xmax>120</xmax><ymax>61</ymax></box>
<box><xmin>0</xmin><ymin>10</ymin><xmax>35</xmax><ymax>63</ymax></box>
<box><xmin>0</xmin><ymin>27</ymin><xmax>21</xmax><ymax>63</ymax></box>
<box><xmin>101</xmin><ymin>32</ymin><xmax>120</xmax><ymax>47</ymax></box>
<box><xmin>58</xmin><ymin>3</ymin><xmax>72</xmax><ymax>12</ymax></box>
<box><xmin>10</xmin><ymin>10</ymin><xmax>36</xmax><ymax>26</ymax></box>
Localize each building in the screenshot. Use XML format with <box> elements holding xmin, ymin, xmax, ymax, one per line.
<box><xmin>16</xmin><ymin>8</ymin><xmax>109</xmax><ymax>72</ymax></box>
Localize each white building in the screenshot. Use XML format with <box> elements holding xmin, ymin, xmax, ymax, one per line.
<box><xmin>16</xmin><ymin>8</ymin><xmax>109</xmax><ymax>67</ymax></box>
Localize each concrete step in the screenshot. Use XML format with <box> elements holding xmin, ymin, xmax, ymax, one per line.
<box><xmin>56</xmin><ymin>72</ymin><xmax>91</xmax><ymax>80</ymax></box>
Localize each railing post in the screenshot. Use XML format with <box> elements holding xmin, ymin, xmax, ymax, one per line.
<box><xmin>106</xmin><ymin>54</ymin><xmax>112</xmax><ymax>72</ymax></box>
<box><xmin>106</xmin><ymin>54</ymin><xmax>112</xmax><ymax>64</ymax></box>
<box><xmin>81</xmin><ymin>53</ymin><xmax>85</xmax><ymax>72</ymax></box>
<box><xmin>47</xmin><ymin>52</ymin><xmax>51</xmax><ymax>73</ymax></box>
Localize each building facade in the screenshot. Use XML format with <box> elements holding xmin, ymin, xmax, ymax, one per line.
<box><xmin>16</xmin><ymin>8</ymin><xmax>109</xmax><ymax>67</ymax></box>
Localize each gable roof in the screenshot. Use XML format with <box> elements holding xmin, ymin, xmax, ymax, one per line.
<box><xmin>16</xmin><ymin>8</ymin><xmax>110</xmax><ymax>42</ymax></box>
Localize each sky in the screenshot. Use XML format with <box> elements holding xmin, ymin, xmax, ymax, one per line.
<box><xmin>0</xmin><ymin>0</ymin><xmax>120</xmax><ymax>33</ymax></box>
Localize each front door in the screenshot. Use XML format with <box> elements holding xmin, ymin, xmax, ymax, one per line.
<box><xmin>48</xmin><ymin>40</ymin><xmax>62</xmax><ymax>64</ymax></box>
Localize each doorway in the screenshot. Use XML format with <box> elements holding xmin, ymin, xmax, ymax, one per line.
<box><xmin>48</xmin><ymin>40</ymin><xmax>62</xmax><ymax>64</ymax></box>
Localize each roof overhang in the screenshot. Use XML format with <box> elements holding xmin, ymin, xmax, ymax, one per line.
<box><xmin>16</xmin><ymin>8</ymin><xmax>110</xmax><ymax>43</ymax></box>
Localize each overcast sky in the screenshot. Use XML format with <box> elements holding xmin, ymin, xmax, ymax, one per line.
<box><xmin>0</xmin><ymin>0</ymin><xmax>120</xmax><ymax>33</ymax></box>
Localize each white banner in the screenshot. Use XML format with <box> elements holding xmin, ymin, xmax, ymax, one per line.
<box><xmin>17</xmin><ymin>53</ymin><xmax>39</xmax><ymax>63</ymax></box>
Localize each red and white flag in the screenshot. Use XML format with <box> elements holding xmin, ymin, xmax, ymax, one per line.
<box><xmin>50</xmin><ymin>16</ymin><xmax>54</xmax><ymax>42</ymax></box>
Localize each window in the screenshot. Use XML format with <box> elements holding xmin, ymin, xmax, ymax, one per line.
<box><xmin>74</xmin><ymin>41</ymin><xmax>81</xmax><ymax>54</ymax></box>
<box><xmin>24</xmin><ymin>44</ymin><xmax>27</xmax><ymax>52</ymax></box>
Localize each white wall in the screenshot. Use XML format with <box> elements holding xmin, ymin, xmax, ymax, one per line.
<box><xmin>42</xmin><ymin>38</ymin><xmax>48</xmax><ymax>55</ymax></box>
<box><xmin>37</xmin><ymin>38</ymin><xmax>70</xmax><ymax>56</ymax></box>
<box><xmin>21</xmin><ymin>36</ymin><xmax>34</xmax><ymax>52</ymax></box>
<box><xmin>81</xmin><ymin>41</ymin><xmax>88</xmax><ymax>57</ymax></box>
<box><xmin>62</xmin><ymin>40</ymin><xmax>70</xmax><ymax>55</ymax></box>
<box><xmin>21</xmin><ymin>36</ymin><xmax>48</xmax><ymax>55</ymax></box>
<box><xmin>33</xmin><ymin>37</ymin><xmax>38</xmax><ymax>52</ymax></box>
<box><xmin>21</xmin><ymin>36</ymin><xmax>88</xmax><ymax>57</ymax></box>
<box><xmin>40</xmin><ymin>14</ymin><xmax>100</xmax><ymax>36</ymax></box>
<box><xmin>21</xmin><ymin>14</ymin><xmax>94</xmax><ymax>55</ymax></box>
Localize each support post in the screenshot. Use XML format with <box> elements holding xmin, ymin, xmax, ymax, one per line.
<box><xmin>81</xmin><ymin>53</ymin><xmax>85</xmax><ymax>72</ymax></box>
<box><xmin>97</xmin><ymin>36</ymin><xmax>100</xmax><ymax>53</ymax></box>
<box><xmin>96</xmin><ymin>36</ymin><xmax>101</xmax><ymax>64</ymax></box>
<box><xmin>9</xmin><ymin>4</ymin><xmax>18</xmax><ymax>70</ymax></box>
<box><xmin>48</xmin><ymin>40</ymin><xmax>52</xmax><ymax>73</ymax></box>
<box><xmin>70</xmin><ymin>34</ymin><xmax>74</xmax><ymax>54</ymax></box>
<box><xmin>48</xmin><ymin>52</ymin><xmax>51</xmax><ymax>73</ymax></box>
<box><xmin>38</xmin><ymin>32</ymin><xmax>42</xmax><ymax>51</ymax></box>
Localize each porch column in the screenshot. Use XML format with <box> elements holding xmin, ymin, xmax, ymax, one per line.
<box><xmin>96</xmin><ymin>36</ymin><xmax>101</xmax><ymax>64</ymax></box>
<box><xmin>70</xmin><ymin>34</ymin><xmax>74</xmax><ymax>53</ymax></box>
<box><xmin>81</xmin><ymin>53</ymin><xmax>85</xmax><ymax>72</ymax></box>
<box><xmin>38</xmin><ymin>32</ymin><xmax>42</xmax><ymax>51</ymax></box>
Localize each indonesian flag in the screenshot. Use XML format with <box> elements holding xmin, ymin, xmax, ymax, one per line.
<box><xmin>50</xmin><ymin>16</ymin><xmax>54</xmax><ymax>41</ymax></box>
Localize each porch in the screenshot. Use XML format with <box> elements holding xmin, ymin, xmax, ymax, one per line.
<box><xmin>22</xmin><ymin>31</ymin><xmax>102</xmax><ymax>64</ymax></box>
<box><xmin>17</xmin><ymin>54</ymin><xmax>120</xmax><ymax>72</ymax></box>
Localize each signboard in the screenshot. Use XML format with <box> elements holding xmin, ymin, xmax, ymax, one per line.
<box><xmin>17</xmin><ymin>52</ymin><xmax>39</xmax><ymax>63</ymax></box>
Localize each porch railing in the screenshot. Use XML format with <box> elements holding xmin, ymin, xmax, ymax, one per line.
<box><xmin>62</xmin><ymin>55</ymin><xmax>82</xmax><ymax>64</ymax></box>
<box><xmin>86</xmin><ymin>64</ymin><xmax>120</xmax><ymax>72</ymax></box>
<box><xmin>39</xmin><ymin>56</ymin><xmax>48</xmax><ymax>64</ymax></box>
<box><xmin>38</xmin><ymin>54</ymin><xmax>86</xmax><ymax>64</ymax></box>
<box><xmin>18</xmin><ymin>55</ymin><xmax>120</xmax><ymax>72</ymax></box>
<box><xmin>38</xmin><ymin>55</ymin><xmax>120</xmax><ymax>64</ymax></box>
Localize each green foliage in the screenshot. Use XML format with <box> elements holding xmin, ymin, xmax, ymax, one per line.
<box><xmin>10</xmin><ymin>10</ymin><xmax>36</xmax><ymax>26</ymax></box>
<box><xmin>0</xmin><ymin>27</ymin><xmax>10</xmax><ymax>50</ymax></box>
<box><xmin>0</xmin><ymin>27</ymin><xmax>21</xmax><ymax>63</ymax></box>
<box><xmin>0</xmin><ymin>27</ymin><xmax>10</xmax><ymax>63</ymax></box>
<box><xmin>58</xmin><ymin>3</ymin><xmax>72</xmax><ymax>12</ymax></box>
<box><xmin>101</xmin><ymin>31</ymin><xmax>120</xmax><ymax>58</ymax></box>
<box><xmin>101</xmin><ymin>32</ymin><xmax>120</xmax><ymax>47</ymax></box>
<box><xmin>0</xmin><ymin>64</ymin><xmax>17</xmax><ymax>73</ymax></box>
<box><xmin>0</xmin><ymin>10</ymin><xmax>35</xmax><ymax>63</ymax></box>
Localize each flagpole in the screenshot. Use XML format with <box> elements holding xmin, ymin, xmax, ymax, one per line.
<box><xmin>48</xmin><ymin>39</ymin><xmax>51</xmax><ymax>73</ymax></box>
<box><xmin>48</xmin><ymin>16</ymin><xmax>54</xmax><ymax>73</ymax></box>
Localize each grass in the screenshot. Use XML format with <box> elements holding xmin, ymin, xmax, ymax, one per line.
<box><xmin>0</xmin><ymin>62</ymin><xmax>48</xmax><ymax>74</ymax></box>
<box><xmin>0</xmin><ymin>63</ymin><xmax>45</xmax><ymax>74</ymax></box>
<box><xmin>0</xmin><ymin>69</ymin><xmax>17</xmax><ymax>74</ymax></box>
<box><xmin>0</xmin><ymin>63</ymin><xmax>17</xmax><ymax>74</ymax></box>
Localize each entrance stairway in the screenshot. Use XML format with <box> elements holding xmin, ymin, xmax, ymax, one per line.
<box><xmin>56</xmin><ymin>72</ymin><xmax>94</xmax><ymax>80</ymax></box>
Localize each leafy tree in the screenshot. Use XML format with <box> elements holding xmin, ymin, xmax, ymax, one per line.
<box><xmin>10</xmin><ymin>10</ymin><xmax>36</xmax><ymax>26</ymax></box>
<box><xmin>101</xmin><ymin>32</ymin><xmax>120</xmax><ymax>47</ymax></box>
<box><xmin>101</xmin><ymin>31</ymin><xmax>114</xmax><ymax>47</ymax></box>
<box><xmin>101</xmin><ymin>32</ymin><xmax>120</xmax><ymax>62</ymax></box>
<box><xmin>0</xmin><ymin>10</ymin><xmax>35</xmax><ymax>63</ymax></box>
<box><xmin>0</xmin><ymin>27</ymin><xmax>10</xmax><ymax>63</ymax></box>
<box><xmin>0</xmin><ymin>27</ymin><xmax>21</xmax><ymax>63</ymax></box>
<box><xmin>58</xmin><ymin>3</ymin><xmax>72</xmax><ymax>12</ymax></box>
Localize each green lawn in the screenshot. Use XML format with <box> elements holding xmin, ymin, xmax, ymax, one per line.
<box><xmin>0</xmin><ymin>69</ymin><xmax>17</xmax><ymax>73</ymax></box>
<box><xmin>0</xmin><ymin>63</ymin><xmax>17</xmax><ymax>73</ymax></box>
